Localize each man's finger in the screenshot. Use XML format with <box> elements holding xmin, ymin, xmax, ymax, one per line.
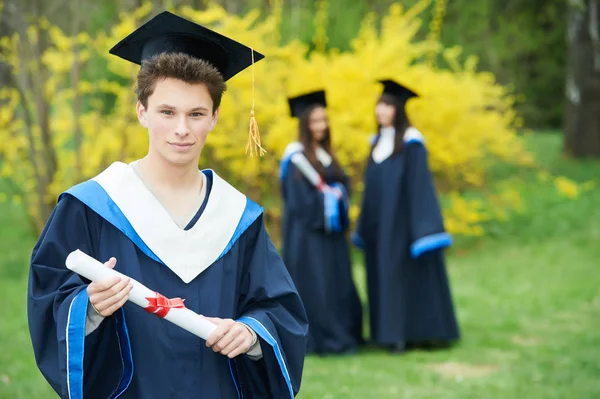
<box><xmin>220</xmin><ymin>334</ymin><xmax>243</xmax><ymax>356</ymax></box>
<box><xmin>206</xmin><ymin>324</ymin><xmax>229</xmax><ymax>347</ymax></box>
<box><xmin>93</xmin><ymin>282</ymin><xmax>132</xmax><ymax>312</ymax></box>
<box><xmin>90</xmin><ymin>277</ymin><xmax>130</xmax><ymax>304</ymax></box>
<box><xmin>221</xmin><ymin>333</ymin><xmax>247</xmax><ymax>357</ymax></box>
<box><xmin>99</xmin><ymin>277</ymin><xmax>123</xmax><ymax>292</ymax></box>
<box><xmin>226</xmin><ymin>335</ymin><xmax>253</xmax><ymax>359</ymax></box>
<box><xmin>107</xmin><ymin>277</ymin><xmax>130</xmax><ymax>297</ymax></box>
<box><xmin>101</xmin><ymin>291</ymin><xmax>131</xmax><ymax>317</ymax></box>
<box><xmin>87</xmin><ymin>276</ymin><xmax>120</xmax><ymax>295</ymax></box>
<box><xmin>104</xmin><ymin>257</ymin><xmax>117</xmax><ymax>269</ymax></box>
<box><xmin>213</xmin><ymin>327</ymin><xmax>239</xmax><ymax>352</ymax></box>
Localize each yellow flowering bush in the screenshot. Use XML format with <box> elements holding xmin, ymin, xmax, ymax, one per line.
<box><xmin>0</xmin><ymin>1</ymin><xmax>533</xmax><ymax>235</ymax></box>
<box><xmin>553</xmin><ymin>176</ymin><xmax>596</xmax><ymax>199</ymax></box>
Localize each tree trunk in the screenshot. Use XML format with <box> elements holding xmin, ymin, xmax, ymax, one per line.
<box><xmin>32</xmin><ymin>0</ymin><xmax>58</xmax><ymax>228</ymax></box>
<box><xmin>564</xmin><ymin>0</ymin><xmax>600</xmax><ymax>157</ymax></box>
<box><xmin>0</xmin><ymin>5</ymin><xmax>13</xmax><ymax>88</ymax></box>
<box><xmin>71</xmin><ymin>0</ymin><xmax>83</xmax><ymax>182</ymax></box>
<box><xmin>5</xmin><ymin>0</ymin><xmax>61</xmax><ymax>231</ymax></box>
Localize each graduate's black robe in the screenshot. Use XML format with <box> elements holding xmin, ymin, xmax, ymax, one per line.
<box><xmin>280</xmin><ymin>144</ymin><xmax>363</xmax><ymax>355</ymax></box>
<box><xmin>27</xmin><ymin>162</ymin><xmax>309</xmax><ymax>399</ymax></box>
<box><xmin>353</xmin><ymin>131</ymin><xmax>460</xmax><ymax>346</ymax></box>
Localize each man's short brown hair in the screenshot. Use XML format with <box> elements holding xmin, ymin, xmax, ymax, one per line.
<box><xmin>135</xmin><ymin>52</ymin><xmax>226</xmax><ymax>112</ymax></box>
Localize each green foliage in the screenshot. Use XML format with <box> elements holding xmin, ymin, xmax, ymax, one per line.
<box><xmin>448</xmin><ymin>132</ymin><xmax>599</xmax><ymax>250</ymax></box>
<box><xmin>277</xmin><ymin>0</ymin><xmax>371</xmax><ymax>51</ymax></box>
<box><xmin>438</xmin><ymin>0</ymin><xmax>567</xmax><ymax>129</ymax></box>
<box><xmin>274</xmin><ymin>0</ymin><xmax>567</xmax><ymax>128</ymax></box>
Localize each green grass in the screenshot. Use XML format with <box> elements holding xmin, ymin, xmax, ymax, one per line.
<box><xmin>302</xmin><ymin>235</ymin><xmax>600</xmax><ymax>398</ymax></box>
<box><xmin>2</xmin><ymin>132</ymin><xmax>600</xmax><ymax>398</ymax></box>
<box><xmin>0</xmin><ymin>188</ymin><xmax>54</xmax><ymax>398</ymax></box>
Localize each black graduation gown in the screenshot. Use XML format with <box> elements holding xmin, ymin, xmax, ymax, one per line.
<box><xmin>280</xmin><ymin>153</ymin><xmax>363</xmax><ymax>355</ymax></box>
<box><xmin>353</xmin><ymin>135</ymin><xmax>460</xmax><ymax>346</ymax></box>
<box><xmin>27</xmin><ymin>165</ymin><xmax>309</xmax><ymax>399</ymax></box>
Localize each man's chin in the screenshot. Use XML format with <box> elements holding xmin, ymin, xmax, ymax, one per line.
<box><xmin>164</xmin><ymin>153</ymin><xmax>201</xmax><ymax>167</ymax></box>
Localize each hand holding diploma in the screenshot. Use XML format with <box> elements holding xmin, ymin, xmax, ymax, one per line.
<box><xmin>204</xmin><ymin>317</ymin><xmax>258</xmax><ymax>358</ymax></box>
<box><xmin>87</xmin><ymin>257</ymin><xmax>133</xmax><ymax>317</ymax></box>
<box><xmin>290</xmin><ymin>153</ymin><xmax>343</xmax><ymax>199</ymax></box>
<box><xmin>66</xmin><ymin>249</ymin><xmax>218</xmax><ymax>341</ymax></box>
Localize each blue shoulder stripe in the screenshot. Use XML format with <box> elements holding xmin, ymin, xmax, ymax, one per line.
<box><xmin>217</xmin><ymin>198</ymin><xmax>264</xmax><ymax>261</ymax></box>
<box><xmin>403</xmin><ymin>127</ymin><xmax>425</xmax><ymax>146</ymax></box>
<box><xmin>61</xmin><ymin>181</ymin><xmax>163</xmax><ymax>264</ymax></box>
<box><xmin>279</xmin><ymin>142</ymin><xmax>304</xmax><ymax>181</ymax></box>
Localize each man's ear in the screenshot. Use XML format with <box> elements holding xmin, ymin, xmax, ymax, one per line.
<box><xmin>209</xmin><ymin>107</ymin><xmax>220</xmax><ymax>132</ymax></box>
<box><xmin>137</xmin><ymin>101</ymin><xmax>148</xmax><ymax>128</ymax></box>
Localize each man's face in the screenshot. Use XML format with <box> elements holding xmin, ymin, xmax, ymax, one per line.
<box><xmin>137</xmin><ymin>77</ymin><xmax>218</xmax><ymax>166</ymax></box>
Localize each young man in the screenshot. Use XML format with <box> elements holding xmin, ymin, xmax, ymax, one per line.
<box><xmin>27</xmin><ymin>11</ymin><xmax>308</xmax><ymax>399</ymax></box>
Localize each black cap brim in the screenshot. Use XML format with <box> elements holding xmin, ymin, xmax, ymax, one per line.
<box><xmin>379</xmin><ymin>79</ymin><xmax>419</xmax><ymax>104</ymax></box>
<box><xmin>287</xmin><ymin>90</ymin><xmax>327</xmax><ymax>118</ymax></box>
<box><xmin>109</xmin><ymin>11</ymin><xmax>265</xmax><ymax>81</ymax></box>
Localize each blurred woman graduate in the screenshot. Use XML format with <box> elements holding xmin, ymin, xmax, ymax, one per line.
<box><xmin>353</xmin><ymin>80</ymin><xmax>460</xmax><ymax>353</ymax></box>
<box><xmin>279</xmin><ymin>90</ymin><xmax>363</xmax><ymax>355</ymax></box>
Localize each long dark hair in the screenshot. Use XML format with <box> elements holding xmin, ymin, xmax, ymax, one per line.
<box><xmin>298</xmin><ymin>104</ymin><xmax>345</xmax><ymax>182</ymax></box>
<box><xmin>370</xmin><ymin>93</ymin><xmax>412</xmax><ymax>157</ymax></box>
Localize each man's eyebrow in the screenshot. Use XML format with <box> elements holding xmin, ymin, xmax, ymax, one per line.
<box><xmin>157</xmin><ymin>104</ymin><xmax>175</xmax><ymax>109</ymax></box>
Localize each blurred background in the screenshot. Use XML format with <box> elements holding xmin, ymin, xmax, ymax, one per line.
<box><xmin>1</xmin><ymin>0</ymin><xmax>599</xmax><ymax>398</ymax></box>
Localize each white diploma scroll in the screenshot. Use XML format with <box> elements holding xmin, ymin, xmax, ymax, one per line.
<box><xmin>65</xmin><ymin>249</ymin><xmax>217</xmax><ymax>340</ymax></box>
<box><xmin>290</xmin><ymin>153</ymin><xmax>323</xmax><ymax>188</ymax></box>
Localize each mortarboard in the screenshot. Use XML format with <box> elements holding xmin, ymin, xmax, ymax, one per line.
<box><xmin>109</xmin><ymin>11</ymin><xmax>266</xmax><ymax>156</ymax></box>
<box><xmin>287</xmin><ymin>90</ymin><xmax>327</xmax><ymax>118</ymax></box>
<box><xmin>109</xmin><ymin>11</ymin><xmax>265</xmax><ymax>81</ymax></box>
<box><xmin>379</xmin><ymin>79</ymin><xmax>419</xmax><ymax>105</ymax></box>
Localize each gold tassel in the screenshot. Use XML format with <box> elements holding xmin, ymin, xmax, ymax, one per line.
<box><xmin>246</xmin><ymin>48</ymin><xmax>266</xmax><ymax>157</ymax></box>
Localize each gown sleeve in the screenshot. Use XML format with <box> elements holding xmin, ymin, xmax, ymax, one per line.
<box><xmin>281</xmin><ymin>160</ymin><xmax>348</xmax><ymax>233</ymax></box>
<box><xmin>352</xmin><ymin>136</ymin><xmax>378</xmax><ymax>250</ymax></box>
<box><xmin>330</xmin><ymin>172</ymin><xmax>351</xmax><ymax>232</ymax></box>
<box><xmin>404</xmin><ymin>141</ymin><xmax>453</xmax><ymax>258</ymax></box>
<box><xmin>27</xmin><ymin>195</ymin><xmax>133</xmax><ymax>399</ymax></box>
<box><xmin>234</xmin><ymin>216</ymin><xmax>309</xmax><ymax>398</ymax></box>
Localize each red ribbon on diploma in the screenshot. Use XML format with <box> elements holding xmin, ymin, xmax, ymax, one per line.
<box><xmin>144</xmin><ymin>292</ymin><xmax>185</xmax><ymax>318</ymax></box>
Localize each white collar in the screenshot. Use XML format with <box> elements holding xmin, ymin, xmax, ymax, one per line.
<box><xmin>380</xmin><ymin>126</ymin><xmax>395</xmax><ymax>136</ymax></box>
<box><xmin>282</xmin><ymin>142</ymin><xmax>332</xmax><ymax>167</ymax></box>
<box><xmin>315</xmin><ymin>146</ymin><xmax>332</xmax><ymax>167</ymax></box>
<box><xmin>128</xmin><ymin>161</ymin><xmax>208</xmax><ymax>229</ymax></box>
<box><xmin>92</xmin><ymin>162</ymin><xmax>248</xmax><ymax>283</ymax></box>
<box><xmin>370</xmin><ymin>127</ymin><xmax>426</xmax><ymax>163</ymax></box>
<box><xmin>372</xmin><ymin>127</ymin><xmax>396</xmax><ymax>163</ymax></box>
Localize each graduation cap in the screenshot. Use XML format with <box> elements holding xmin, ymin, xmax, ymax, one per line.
<box><xmin>109</xmin><ymin>11</ymin><xmax>266</xmax><ymax>156</ymax></box>
<box><xmin>287</xmin><ymin>90</ymin><xmax>327</xmax><ymax>118</ymax></box>
<box><xmin>109</xmin><ymin>11</ymin><xmax>265</xmax><ymax>81</ymax></box>
<box><xmin>379</xmin><ymin>79</ymin><xmax>419</xmax><ymax>105</ymax></box>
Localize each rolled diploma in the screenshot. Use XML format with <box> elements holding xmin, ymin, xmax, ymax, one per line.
<box><xmin>290</xmin><ymin>153</ymin><xmax>323</xmax><ymax>188</ymax></box>
<box><xmin>65</xmin><ymin>249</ymin><xmax>217</xmax><ymax>340</ymax></box>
